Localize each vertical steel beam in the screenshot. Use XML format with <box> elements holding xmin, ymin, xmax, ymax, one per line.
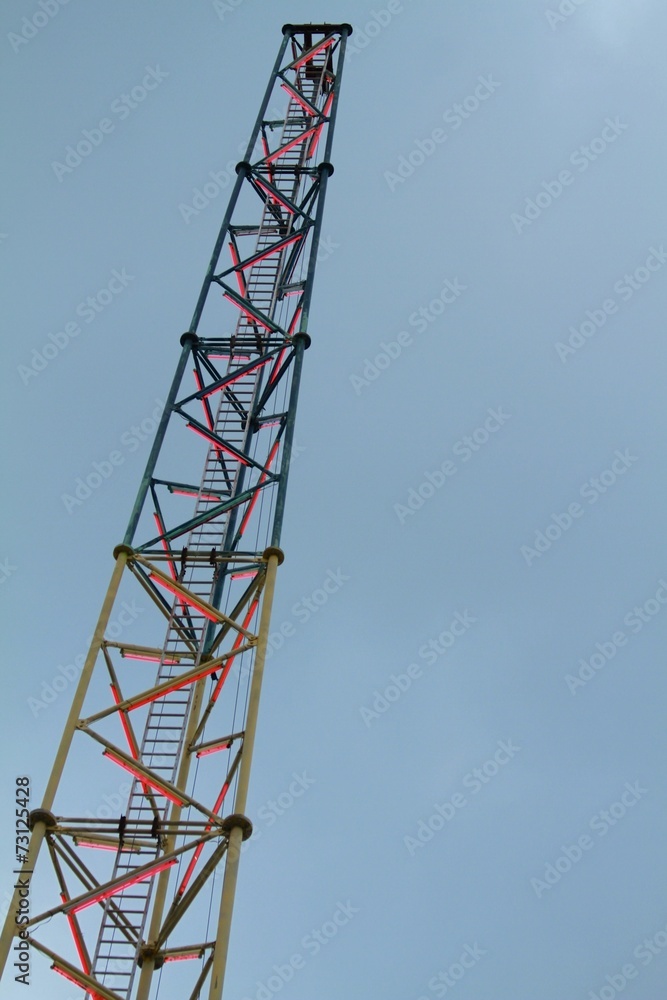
<box><xmin>207</xmin><ymin>548</ymin><xmax>282</xmax><ymax>1000</ymax></box>
<box><xmin>134</xmin><ymin>675</ymin><xmax>207</xmax><ymax>1000</ymax></box>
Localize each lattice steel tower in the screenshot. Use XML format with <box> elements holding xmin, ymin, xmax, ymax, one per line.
<box><xmin>0</xmin><ymin>23</ymin><xmax>350</xmax><ymax>1000</ymax></box>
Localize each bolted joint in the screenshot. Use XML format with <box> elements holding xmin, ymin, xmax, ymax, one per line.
<box><xmin>221</xmin><ymin>813</ymin><xmax>253</xmax><ymax>841</ymax></box>
<box><xmin>236</xmin><ymin>161</ymin><xmax>252</xmax><ymax>178</ymax></box>
<box><xmin>282</xmin><ymin>23</ymin><xmax>295</xmax><ymax>35</ymax></box>
<box><xmin>113</xmin><ymin>543</ymin><xmax>134</xmax><ymax>561</ymax></box>
<box><xmin>137</xmin><ymin>944</ymin><xmax>164</xmax><ymax>970</ymax></box>
<box><xmin>28</xmin><ymin>809</ymin><xmax>57</xmax><ymax>832</ymax></box>
<box><xmin>180</xmin><ymin>331</ymin><xmax>198</xmax><ymax>348</ymax></box>
<box><xmin>341</xmin><ymin>23</ymin><xmax>353</xmax><ymax>35</ymax></box>
<box><xmin>263</xmin><ymin>546</ymin><xmax>285</xmax><ymax>566</ymax></box>
<box><xmin>318</xmin><ymin>161</ymin><xmax>334</xmax><ymax>177</ymax></box>
<box><xmin>292</xmin><ymin>332</ymin><xmax>311</xmax><ymax>350</ymax></box>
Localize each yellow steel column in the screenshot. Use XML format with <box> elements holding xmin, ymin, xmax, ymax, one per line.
<box><xmin>207</xmin><ymin>547</ymin><xmax>283</xmax><ymax>1000</ymax></box>
<box><xmin>134</xmin><ymin>674</ymin><xmax>207</xmax><ymax>1000</ymax></box>
<box><xmin>0</xmin><ymin>546</ymin><xmax>130</xmax><ymax>977</ymax></box>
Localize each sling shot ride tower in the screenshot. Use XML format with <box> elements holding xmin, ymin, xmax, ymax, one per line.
<box><xmin>0</xmin><ymin>23</ymin><xmax>350</xmax><ymax>1000</ymax></box>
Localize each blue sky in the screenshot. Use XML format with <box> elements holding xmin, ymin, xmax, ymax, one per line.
<box><xmin>3</xmin><ymin>1</ymin><xmax>667</xmax><ymax>998</ymax></box>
